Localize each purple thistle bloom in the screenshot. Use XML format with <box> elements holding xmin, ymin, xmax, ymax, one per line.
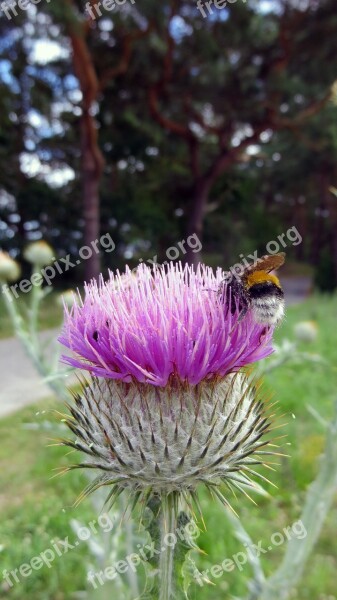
<box><xmin>59</xmin><ymin>263</ymin><xmax>274</xmax><ymax>387</ymax></box>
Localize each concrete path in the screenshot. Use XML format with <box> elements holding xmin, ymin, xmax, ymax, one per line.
<box><xmin>0</xmin><ymin>277</ymin><xmax>312</xmax><ymax>419</ymax></box>
<box><xmin>0</xmin><ymin>329</ymin><xmax>71</xmax><ymax>418</ymax></box>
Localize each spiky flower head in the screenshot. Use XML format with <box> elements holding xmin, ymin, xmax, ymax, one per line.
<box><xmin>64</xmin><ymin>374</ymin><xmax>272</xmax><ymax>504</ymax></box>
<box><xmin>59</xmin><ymin>263</ymin><xmax>280</xmax><ymax>509</ymax></box>
<box><xmin>24</xmin><ymin>240</ymin><xmax>54</xmax><ymax>267</ymax></box>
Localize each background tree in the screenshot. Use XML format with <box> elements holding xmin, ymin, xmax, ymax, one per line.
<box><xmin>1</xmin><ymin>0</ymin><xmax>337</xmax><ymax>286</ymax></box>
<box><xmin>124</xmin><ymin>0</ymin><xmax>337</xmax><ymax>263</ymax></box>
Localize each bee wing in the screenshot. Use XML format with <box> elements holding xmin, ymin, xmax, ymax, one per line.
<box><xmin>246</xmin><ymin>252</ymin><xmax>286</xmax><ymax>274</ymax></box>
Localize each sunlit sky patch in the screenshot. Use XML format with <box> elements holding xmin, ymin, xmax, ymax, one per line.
<box><xmin>169</xmin><ymin>16</ymin><xmax>193</xmax><ymax>40</ymax></box>
<box><xmin>29</xmin><ymin>39</ymin><xmax>69</xmax><ymax>64</ymax></box>
<box><xmin>20</xmin><ymin>153</ymin><xmax>75</xmax><ymax>188</ymax></box>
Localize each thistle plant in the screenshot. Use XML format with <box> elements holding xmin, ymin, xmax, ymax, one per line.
<box><xmin>2</xmin><ymin>249</ymin><xmax>336</xmax><ymax>599</ymax></box>
<box><xmin>59</xmin><ymin>263</ymin><xmax>282</xmax><ymax>599</ymax></box>
<box><xmin>0</xmin><ymin>242</ymin><xmax>72</xmax><ymax>402</ymax></box>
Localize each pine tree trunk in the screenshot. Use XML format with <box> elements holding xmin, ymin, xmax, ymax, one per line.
<box><xmin>80</xmin><ymin>113</ymin><xmax>104</xmax><ymax>282</ymax></box>
<box><xmin>185</xmin><ymin>181</ymin><xmax>210</xmax><ymax>266</ymax></box>
<box><xmin>67</xmin><ymin>24</ymin><xmax>105</xmax><ymax>282</ymax></box>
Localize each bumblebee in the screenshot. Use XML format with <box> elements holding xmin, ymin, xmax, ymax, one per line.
<box><xmin>223</xmin><ymin>252</ymin><xmax>285</xmax><ymax>326</ymax></box>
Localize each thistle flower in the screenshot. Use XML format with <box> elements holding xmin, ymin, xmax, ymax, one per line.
<box><xmin>0</xmin><ymin>251</ymin><xmax>21</xmax><ymax>282</ymax></box>
<box><xmin>59</xmin><ymin>263</ymin><xmax>283</xmax><ymax>597</ymax></box>
<box><xmin>24</xmin><ymin>240</ymin><xmax>54</xmax><ymax>267</ymax></box>
<box><xmin>59</xmin><ymin>263</ymin><xmax>277</xmax><ymax>505</ymax></box>
<box><xmin>59</xmin><ymin>263</ymin><xmax>274</xmax><ymax>386</ymax></box>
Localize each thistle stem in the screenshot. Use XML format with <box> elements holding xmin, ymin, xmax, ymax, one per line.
<box><xmin>124</xmin><ymin>509</ymin><xmax>140</xmax><ymax>598</ymax></box>
<box><xmin>159</xmin><ymin>493</ymin><xmax>178</xmax><ymax>600</ymax></box>
<box><xmin>145</xmin><ymin>492</ymin><xmax>191</xmax><ymax>600</ymax></box>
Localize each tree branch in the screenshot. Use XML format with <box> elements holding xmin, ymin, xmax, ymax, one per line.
<box><xmin>202</xmin><ymin>126</ymin><xmax>265</xmax><ymax>189</ymax></box>
<box><xmin>148</xmin><ymin>87</ymin><xmax>195</xmax><ymax>141</ymax></box>
<box><xmin>272</xmin><ymin>89</ymin><xmax>333</xmax><ymax>130</ymax></box>
<box><xmin>66</xmin><ymin>11</ymin><xmax>104</xmax><ymax>176</ymax></box>
<box><xmin>99</xmin><ymin>26</ymin><xmax>152</xmax><ymax>91</ymax></box>
<box><xmin>147</xmin><ymin>4</ymin><xmax>197</xmax><ymax>144</ymax></box>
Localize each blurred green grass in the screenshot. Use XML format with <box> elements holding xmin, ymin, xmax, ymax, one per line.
<box><xmin>0</xmin><ymin>295</ymin><xmax>336</xmax><ymax>599</ymax></box>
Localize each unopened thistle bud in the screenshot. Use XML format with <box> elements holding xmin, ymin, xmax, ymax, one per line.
<box><xmin>0</xmin><ymin>251</ymin><xmax>21</xmax><ymax>282</ymax></box>
<box><xmin>57</xmin><ymin>289</ymin><xmax>78</xmax><ymax>309</ymax></box>
<box><xmin>24</xmin><ymin>241</ymin><xmax>54</xmax><ymax>267</ymax></box>
<box><xmin>294</xmin><ymin>320</ymin><xmax>318</xmax><ymax>343</ymax></box>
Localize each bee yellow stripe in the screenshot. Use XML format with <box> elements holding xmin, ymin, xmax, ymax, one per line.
<box><xmin>246</xmin><ymin>270</ymin><xmax>281</xmax><ymax>288</ymax></box>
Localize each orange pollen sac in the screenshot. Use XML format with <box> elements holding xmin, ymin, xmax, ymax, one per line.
<box><xmin>245</xmin><ymin>270</ymin><xmax>281</xmax><ymax>289</ymax></box>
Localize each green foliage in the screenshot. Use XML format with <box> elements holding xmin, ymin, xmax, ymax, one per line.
<box><xmin>314</xmin><ymin>246</ymin><xmax>337</xmax><ymax>292</ymax></box>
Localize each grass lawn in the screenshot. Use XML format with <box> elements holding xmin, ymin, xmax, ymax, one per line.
<box><xmin>0</xmin><ymin>295</ymin><xmax>336</xmax><ymax>599</ymax></box>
